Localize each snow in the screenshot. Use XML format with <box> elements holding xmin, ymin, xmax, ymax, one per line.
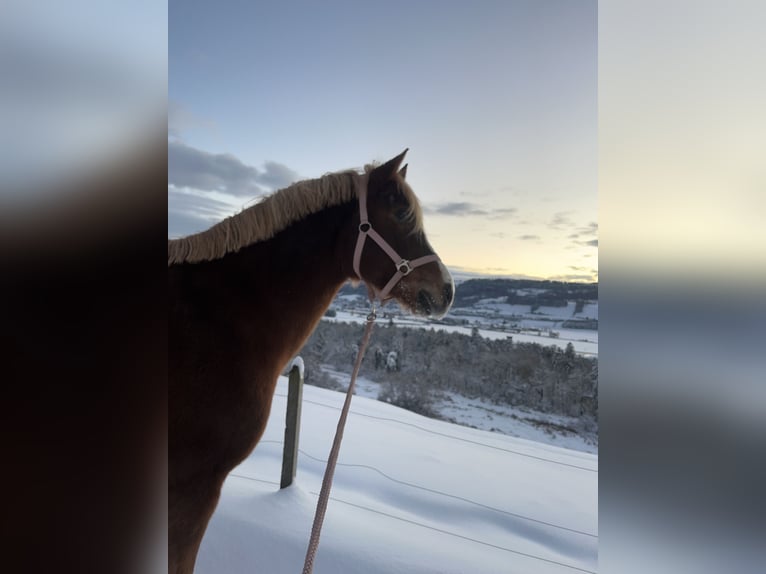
<box><xmin>196</xmin><ymin>378</ymin><xmax>598</xmax><ymax>574</ymax></box>
<box><xmin>320</xmin><ymin>366</ymin><xmax>598</xmax><ymax>454</ymax></box>
<box><xmin>289</xmin><ymin>356</ymin><xmax>305</xmax><ymax>379</ymax></box>
<box><xmin>581</xmin><ymin>303</ymin><xmax>598</xmax><ymax>320</ymax></box>
<box><xmin>454</xmin><ymin>299</ymin><xmax>598</xmax><ymax>322</ymax></box>
<box><xmin>324</xmin><ymin>310</ymin><xmax>598</xmax><ymax>357</ymax></box>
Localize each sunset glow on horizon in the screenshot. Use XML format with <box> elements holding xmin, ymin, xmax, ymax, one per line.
<box><xmin>169</xmin><ymin>1</ymin><xmax>597</xmax><ymax>282</ymax></box>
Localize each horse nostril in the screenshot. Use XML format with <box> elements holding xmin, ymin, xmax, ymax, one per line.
<box><xmin>443</xmin><ymin>283</ymin><xmax>453</xmax><ymax>304</ymax></box>
<box><xmin>417</xmin><ymin>290</ymin><xmax>433</xmax><ymax>315</ymax></box>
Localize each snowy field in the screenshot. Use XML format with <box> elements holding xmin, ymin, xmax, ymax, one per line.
<box><xmin>196</xmin><ymin>378</ymin><xmax>598</xmax><ymax>574</ymax></box>
<box><xmin>321</xmin><ymin>366</ymin><xmax>598</xmax><ymax>454</ymax></box>
<box><xmin>324</xmin><ymin>310</ymin><xmax>599</xmax><ymax>357</ymax></box>
<box><xmin>451</xmin><ymin>298</ymin><xmax>598</xmax><ymax>322</ymax></box>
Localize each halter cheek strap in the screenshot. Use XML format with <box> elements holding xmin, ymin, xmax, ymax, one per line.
<box><xmin>352</xmin><ymin>174</ymin><xmax>440</xmax><ymax>303</ymax></box>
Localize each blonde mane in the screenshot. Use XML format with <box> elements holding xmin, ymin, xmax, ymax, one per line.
<box><xmin>168</xmin><ymin>169</ymin><xmax>362</xmax><ymax>265</ymax></box>
<box><xmin>168</xmin><ymin>162</ymin><xmax>424</xmax><ymax>266</ymax></box>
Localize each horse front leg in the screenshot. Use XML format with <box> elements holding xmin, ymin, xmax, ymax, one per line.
<box><xmin>168</xmin><ymin>476</ymin><xmax>223</xmax><ymax>574</ymax></box>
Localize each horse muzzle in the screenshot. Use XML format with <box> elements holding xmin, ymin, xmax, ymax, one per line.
<box><xmin>411</xmin><ymin>263</ymin><xmax>454</xmax><ymax>319</ymax></box>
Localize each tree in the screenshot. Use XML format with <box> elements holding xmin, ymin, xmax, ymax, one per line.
<box><xmin>297</xmin><ymin>317</ymin><xmax>598</xmax><ymax>423</ymax></box>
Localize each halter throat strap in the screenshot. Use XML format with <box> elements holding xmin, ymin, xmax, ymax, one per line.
<box><xmin>352</xmin><ymin>174</ymin><xmax>440</xmax><ymax>303</ymax></box>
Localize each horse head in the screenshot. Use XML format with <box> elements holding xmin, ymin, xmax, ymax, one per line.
<box><xmin>350</xmin><ymin>150</ymin><xmax>454</xmax><ymax>319</ymax></box>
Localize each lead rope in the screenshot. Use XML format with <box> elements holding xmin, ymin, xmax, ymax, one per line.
<box><xmin>301</xmin><ymin>304</ymin><xmax>377</xmax><ymax>574</ymax></box>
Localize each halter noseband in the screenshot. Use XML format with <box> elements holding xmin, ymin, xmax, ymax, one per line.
<box><xmin>352</xmin><ymin>174</ymin><xmax>440</xmax><ymax>303</ymax></box>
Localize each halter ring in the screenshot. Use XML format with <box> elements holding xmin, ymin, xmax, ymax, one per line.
<box><xmin>353</xmin><ymin>173</ymin><xmax>440</xmax><ymax>303</ymax></box>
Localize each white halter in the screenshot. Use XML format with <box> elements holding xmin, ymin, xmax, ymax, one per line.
<box><xmin>352</xmin><ymin>174</ymin><xmax>440</xmax><ymax>303</ymax></box>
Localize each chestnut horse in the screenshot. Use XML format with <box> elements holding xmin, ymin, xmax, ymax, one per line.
<box><xmin>168</xmin><ymin>150</ymin><xmax>454</xmax><ymax>573</ymax></box>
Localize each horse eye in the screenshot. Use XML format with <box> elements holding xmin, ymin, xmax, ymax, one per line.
<box><xmin>395</xmin><ymin>208</ymin><xmax>409</xmax><ymax>221</ymax></box>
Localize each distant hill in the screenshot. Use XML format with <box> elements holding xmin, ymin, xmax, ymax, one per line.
<box><xmin>453</xmin><ymin>278</ymin><xmax>598</xmax><ymax>308</ymax></box>
<box><xmin>338</xmin><ymin>277</ymin><xmax>598</xmax><ymax>308</ymax></box>
<box><xmin>338</xmin><ymin>279</ymin><xmax>598</xmax><ymax>307</ymax></box>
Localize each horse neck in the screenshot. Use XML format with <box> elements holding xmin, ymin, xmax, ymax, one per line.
<box><xmin>217</xmin><ymin>201</ymin><xmax>356</xmax><ymax>364</ymax></box>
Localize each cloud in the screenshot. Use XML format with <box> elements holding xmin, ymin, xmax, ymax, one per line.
<box><xmin>168</xmin><ymin>187</ymin><xmax>234</xmax><ymax>219</ymax></box>
<box><xmin>168</xmin><ymin>188</ymin><xmax>236</xmax><ymax>237</ymax></box>
<box><xmin>168</xmin><ymin>141</ymin><xmax>302</xmax><ymax>198</ymax></box>
<box><xmin>259</xmin><ymin>161</ymin><xmax>301</xmax><ymax>190</ymax></box>
<box><xmin>169</xmin><ymin>141</ymin><xmax>266</xmax><ymax>197</ymax></box>
<box><xmin>480</xmin><ymin>267</ymin><xmax>546</xmax><ymax>280</ymax></box>
<box><xmin>568</xmin><ymin>221</ymin><xmax>599</xmax><ymax>239</ymax></box>
<box><xmin>424</xmin><ymin>202</ymin><xmax>488</xmax><ymax>216</ymax></box>
<box><xmin>551</xmin><ymin>265</ymin><xmax>598</xmax><ymax>282</ymax></box>
<box><xmin>424</xmin><ymin>202</ymin><xmax>516</xmax><ymax>219</ymax></box>
<box><xmin>564</xmin><ymin>220</ymin><xmax>598</xmax><ymax>249</ymax></box>
<box><xmin>518</xmin><ymin>234</ymin><xmax>540</xmax><ymax>241</ymax></box>
<box><xmin>490</xmin><ymin>207</ymin><xmax>518</xmax><ymax>219</ymax></box>
<box><xmin>489</xmin><ymin>232</ymin><xmax>506</xmax><ymax>239</ymax></box>
<box><xmin>166</xmin><ymin>143</ymin><xmax>304</xmax><ymax>238</ymax></box>
<box><xmin>549</xmin><ymin>211</ymin><xmax>575</xmax><ymax>230</ymax></box>
<box><xmin>458</xmin><ymin>190</ymin><xmax>489</xmax><ymax>198</ymax></box>
<box><xmin>549</xmin><ymin>273</ymin><xmax>598</xmax><ymax>283</ymax></box>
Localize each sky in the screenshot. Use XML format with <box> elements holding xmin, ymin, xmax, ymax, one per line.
<box><xmin>169</xmin><ymin>0</ymin><xmax>597</xmax><ymax>282</ymax></box>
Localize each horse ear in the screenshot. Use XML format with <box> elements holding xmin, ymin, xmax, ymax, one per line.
<box><xmin>372</xmin><ymin>149</ymin><xmax>409</xmax><ymax>181</ymax></box>
<box><xmin>398</xmin><ymin>164</ymin><xmax>408</xmax><ymax>180</ymax></box>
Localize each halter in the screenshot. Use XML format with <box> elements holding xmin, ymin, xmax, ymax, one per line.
<box><xmin>302</xmin><ymin>173</ymin><xmax>441</xmax><ymax>574</ymax></box>
<box><xmin>303</xmin><ymin>174</ymin><xmax>439</xmax><ymax>573</ymax></box>
<box><xmin>352</xmin><ymin>174</ymin><xmax>440</xmax><ymax>303</ymax></box>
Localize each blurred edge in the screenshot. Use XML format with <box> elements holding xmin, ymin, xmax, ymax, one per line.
<box><xmin>0</xmin><ymin>2</ymin><xmax>167</xmax><ymax>574</ymax></box>
<box><xmin>600</xmin><ymin>2</ymin><xmax>766</xmax><ymax>574</ymax></box>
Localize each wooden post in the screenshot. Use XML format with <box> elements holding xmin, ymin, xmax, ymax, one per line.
<box><xmin>281</xmin><ymin>360</ymin><xmax>304</xmax><ymax>489</ymax></box>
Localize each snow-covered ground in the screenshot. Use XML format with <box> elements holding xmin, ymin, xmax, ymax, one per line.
<box><xmin>196</xmin><ymin>378</ymin><xmax>598</xmax><ymax>574</ymax></box>
<box><xmin>321</xmin><ymin>366</ymin><xmax>598</xmax><ymax>454</ymax></box>
<box><xmin>324</xmin><ymin>310</ymin><xmax>599</xmax><ymax>357</ymax></box>
<box><xmin>456</xmin><ymin>298</ymin><xmax>598</xmax><ymax>321</ymax></box>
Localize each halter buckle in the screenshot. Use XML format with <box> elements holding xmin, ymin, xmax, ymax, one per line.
<box><xmin>359</xmin><ymin>222</ymin><xmax>371</xmax><ymax>233</ymax></box>
<box><xmin>366</xmin><ymin>302</ymin><xmax>377</xmax><ymax>322</ymax></box>
<box><xmin>397</xmin><ymin>260</ymin><xmax>412</xmax><ymax>275</ymax></box>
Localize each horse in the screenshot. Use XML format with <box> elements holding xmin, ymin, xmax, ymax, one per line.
<box><xmin>168</xmin><ymin>149</ymin><xmax>454</xmax><ymax>573</ymax></box>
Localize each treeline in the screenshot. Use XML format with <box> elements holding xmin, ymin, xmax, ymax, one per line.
<box><xmin>337</xmin><ymin>278</ymin><xmax>598</xmax><ymax>310</ymax></box>
<box><xmin>297</xmin><ymin>320</ymin><xmax>598</xmax><ymax>427</ymax></box>
<box><xmin>453</xmin><ymin>279</ymin><xmax>598</xmax><ymax>308</ymax></box>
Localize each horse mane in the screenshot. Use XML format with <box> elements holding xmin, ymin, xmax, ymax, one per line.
<box><xmin>168</xmin><ymin>163</ymin><xmax>424</xmax><ymax>266</ymax></box>
<box><xmin>168</xmin><ymin>169</ymin><xmax>361</xmax><ymax>265</ymax></box>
